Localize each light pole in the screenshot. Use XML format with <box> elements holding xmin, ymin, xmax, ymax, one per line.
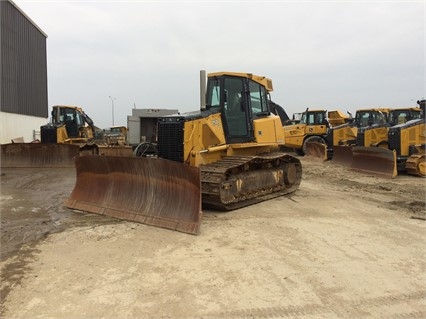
<box><xmin>109</xmin><ymin>96</ymin><xmax>117</xmax><ymax>126</ymax></box>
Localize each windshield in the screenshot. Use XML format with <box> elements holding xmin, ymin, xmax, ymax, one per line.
<box><xmin>355</xmin><ymin>111</ymin><xmax>387</xmax><ymax>127</ymax></box>
<box><xmin>52</xmin><ymin>107</ymin><xmax>83</xmax><ymax>126</ymax></box>
<box><xmin>110</xmin><ymin>127</ymin><xmax>122</xmax><ymax>133</ymax></box>
<box><xmin>389</xmin><ymin>110</ymin><xmax>421</xmax><ymax>125</ymax></box>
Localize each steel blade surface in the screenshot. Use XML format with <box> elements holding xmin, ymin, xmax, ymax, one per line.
<box><xmin>331</xmin><ymin>145</ymin><xmax>354</xmax><ymax>167</ymax></box>
<box><xmin>66</xmin><ymin>155</ymin><xmax>202</xmax><ymax>235</ymax></box>
<box><xmin>351</xmin><ymin>146</ymin><xmax>397</xmax><ymax>179</ymax></box>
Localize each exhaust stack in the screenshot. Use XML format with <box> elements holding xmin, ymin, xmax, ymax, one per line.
<box><xmin>200</xmin><ymin>70</ymin><xmax>206</xmax><ymax>110</ymax></box>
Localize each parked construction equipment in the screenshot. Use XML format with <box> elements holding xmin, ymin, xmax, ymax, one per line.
<box><xmin>283</xmin><ymin>109</ymin><xmax>350</xmax><ymax>159</ymax></box>
<box><xmin>355</xmin><ymin>107</ymin><xmax>422</xmax><ymax>149</ymax></box>
<box><xmin>327</xmin><ymin>108</ymin><xmax>392</xmax><ymax>165</ymax></box>
<box><xmin>104</xmin><ymin>126</ymin><xmax>128</xmax><ymax>145</ymax></box>
<box><xmin>352</xmin><ymin>100</ymin><xmax>425</xmax><ymax>178</ymax></box>
<box><xmin>66</xmin><ymin>71</ymin><xmax>303</xmax><ymax>235</ymax></box>
<box><xmin>1</xmin><ymin>105</ymin><xmax>134</xmax><ymax>167</ymax></box>
<box><xmin>97</xmin><ymin>125</ymin><xmax>133</xmax><ymax>156</ymax></box>
<box><xmin>41</xmin><ymin>105</ymin><xmax>96</xmax><ymax>144</ymax></box>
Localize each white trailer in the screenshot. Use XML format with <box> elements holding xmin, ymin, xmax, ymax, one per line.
<box><xmin>127</xmin><ymin>108</ymin><xmax>179</xmax><ymax>145</ymax></box>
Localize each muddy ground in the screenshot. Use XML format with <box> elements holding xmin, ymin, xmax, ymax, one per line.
<box><xmin>1</xmin><ymin>156</ymin><xmax>425</xmax><ymax>318</ymax></box>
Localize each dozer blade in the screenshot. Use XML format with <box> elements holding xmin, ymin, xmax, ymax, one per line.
<box><xmin>305</xmin><ymin>142</ymin><xmax>328</xmax><ymax>161</ymax></box>
<box><xmin>65</xmin><ymin>155</ymin><xmax>202</xmax><ymax>235</ymax></box>
<box><xmin>331</xmin><ymin>145</ymin><xmax>354</xmax><ymax>166</ymax></box>
<box><xmin>1</xmin><ymin>143</ymin><xmax>80</xmax><ymax>168</ymax></box>
<box><xmin>351</xmin><ymin>146</ymin><xmax>397</xmax><ymax>179</ymax></box>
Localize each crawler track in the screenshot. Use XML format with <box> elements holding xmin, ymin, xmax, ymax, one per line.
<box><xmin>201</xmin><ymin>152</ymin><xmax>302</xmax><ymax>210</ymax></box>
<box><xmin>406</xmin><ymin>153</ymin><xmax>426</xmax><ymax>177</ymax></box>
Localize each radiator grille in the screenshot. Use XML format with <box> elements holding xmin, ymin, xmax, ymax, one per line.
<box><xmin>40</xmin><ymin>125</ymin><xmax>58</xmax><ymax>143</ymax></box>
<box><xmin>157</xmin><ymin>117</ymin><xmax>185</xmax><ymax>163</ymax></box>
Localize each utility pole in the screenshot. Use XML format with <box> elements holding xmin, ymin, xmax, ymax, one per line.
<box><xmin>109</xmin><ymin>96</ymin><xmax>117</xmax><ymax>126</ymax></box>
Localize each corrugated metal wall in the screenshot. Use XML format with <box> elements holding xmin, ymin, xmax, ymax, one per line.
<box><xmin>0</xmin><ymin>0</ymin><xmax>48</xmax><ymax>118</ymax></box>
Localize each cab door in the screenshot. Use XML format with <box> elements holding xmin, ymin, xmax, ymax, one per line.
<box><xmin>306</xmin><ymin>111</ymin><xmax>327</xmax><ymax>135</ymax></box>
<box><xmin>222</xmin><ymin>77</ymin><xmax>254</xmax><ymax>143</ymax></box>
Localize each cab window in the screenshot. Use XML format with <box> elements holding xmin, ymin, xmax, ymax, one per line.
<box><xmin>248</xmin><ymin>80</ymin><xmax>268</xmax><ymax>117</ymax></box>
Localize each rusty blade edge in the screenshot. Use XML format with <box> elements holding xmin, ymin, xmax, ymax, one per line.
<box><xmin>65</xmin><ymin>199</ymin><xmax>201</xmax><ymax>235</ymax></box>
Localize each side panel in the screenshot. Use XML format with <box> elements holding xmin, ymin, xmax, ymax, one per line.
<box><xmin>283</xmin><ymin>124</ymin><xmax>306</xmax><ymax>148</ymax></box>
<box><xmin>185</xmin><ymin>113</ymin><xmax>227</xmax><ymax>167</ymax></box>
<box><xmin>400</xmin><ymin>122</ymin><xmax>425</xmax><ymax>156</ymax></box>
<box><xmin>253</xmin><ymin>117</ymin><xmax>284</xmax><ymax>144</ymax></box>
<box><xmin>333</xmin><ymin>125</ymin><xmax>357</xmax><ymax>145</ymax></box>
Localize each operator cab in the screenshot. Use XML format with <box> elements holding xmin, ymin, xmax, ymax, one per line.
<box><xmin>355</xmin><ymin>110</ymin><xmax>389</xmax><ymax>127</ymax></box>
<box><xmin>206</xmin><ymin>74</ymin><xmax>271</xmax><ymax>144</ymax></box>
<box><xmin>51</xmin><ymin>106</ymin><xmax>85</xmax><ymax>138</ymax></box>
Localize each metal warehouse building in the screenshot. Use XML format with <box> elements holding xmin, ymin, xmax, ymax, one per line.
<box><xmin>0</xmin><ymin>0</ymin><xmax>48</xmax><ymax>144</ymax></box>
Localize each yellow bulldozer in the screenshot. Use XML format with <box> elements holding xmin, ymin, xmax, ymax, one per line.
<box><xmin>104</xmin><ymin>126</ymin><xmax>128</xmax><ymax>145</ymax></box>
<box><xmin>65</xmin><ymin>71</ymin><xmax>303</xmax><ymax>235</ymax></box>
<box><xmin>1</xmin><ymin>105</ymin><xmax>133</xmax><ymax>167</ymax></box>
<box><xmin>1</xmin><ymin>105</ymin><xmax>95</xmax><ymax>167</ymax></box>
<box><xmin>41</xmin><ymin>105</ymin><xmax>96</xmax><ymax>145</ymax></box>
<box><xmin>327</xmin><ymin>108</ymin><xmax>392</xmax><ymax>165</ymax></box>
<box><xmin>42</xmin><ymin>105</ymin><xmax>132</xmax><ymax>156</ymax></box>
<box><xmin>351</xmin><ymin>101</ymin><xmax>425</xmax><ymax>178</ymax></box>
<box><xmin>98</xmin><ymin>125</ymin><xmax>133</xmax><ymax>156</ymax></box>
<box><xmin>355</xmin><ymin>107</ymin><xmax>422</xmax><ymax>149</ymax></box>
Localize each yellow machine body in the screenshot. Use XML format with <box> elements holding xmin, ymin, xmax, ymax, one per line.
<box><xmin>66</xmin><ymin>71</ymin><xmax>303</xmax><ymax>234</ymax></box>
<box><xmin>182</xmin><ymin>112</ymin><xmax>286</xmax><ymax>167</ymax></box>
<box><xmin>331</xmin><ymin>108</ymin><xmax>391</xmax><ymax>146</ymax></box>
<box><xmin>283</xmin><ymin>109</ymin><xmax>349</xmax><ymax>158</ymax></box>
<box><xmin>357</xmin><ymin>107</ymin><xmax>422</xmax><ymax>148</ymax></box>
<box><xmin>330</xmin><ymin>108</ymin><xmax>392</xmax><ymax>166</ymax></box>
<box><xmin>283</xmin><ymin>110</ymin><xmax>328</xmax><ymax>149</ymax></box>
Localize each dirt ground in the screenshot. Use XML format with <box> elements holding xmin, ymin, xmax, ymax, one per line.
<box><xmin>1</xmin><ymin>156</ymin><xmax>425</xmax><ymax>318</ymax></box>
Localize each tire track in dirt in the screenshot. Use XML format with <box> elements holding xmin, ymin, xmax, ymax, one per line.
<box><xmin>206</xmin><ymin>290</ymin><xmax>426</xmax><ymax>318</ymax></box>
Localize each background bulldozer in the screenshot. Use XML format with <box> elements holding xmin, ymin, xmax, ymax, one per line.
<box><xmin>1</xmin><ymin>105</ymin><xmax>132</xmax><ymax>167</ymax></box>
<box><xmin>41</xmin><ymin>105</ymin><xmax>96</xmax><ymax>146</ymax></box>
<box><xmin>1</xmin><ymin>105</ymin><xmax>93</xmax><ymax>167</ymax></box>
<box><xmin>66</xmin><ymin>71</ymin><xmax>303</xmax><ymax>235</ymax></box>
<box><xmin>351</xmin><ymin>100</ymin><xmax>425</xmax><ymax>178</ymax></box>
<box><xmin>355</xmin><ymin>107</ymin><xmax>422</xmax><ymax>149</ymax></box>
<box><xmin>326</xmin><ymin>108</ymin><xmax>391</xmax><ymax>165</ymax></box>
<box><xmin>42</xmin><ymin>105</ymin><xmax>132</xmax><ymax>156</ymax></box>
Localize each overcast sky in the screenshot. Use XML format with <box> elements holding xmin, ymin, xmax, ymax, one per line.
<box><xmin>14</xmin><ymin>0</ymin><xmax>425</xmax><ymax>129</ymax></box>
